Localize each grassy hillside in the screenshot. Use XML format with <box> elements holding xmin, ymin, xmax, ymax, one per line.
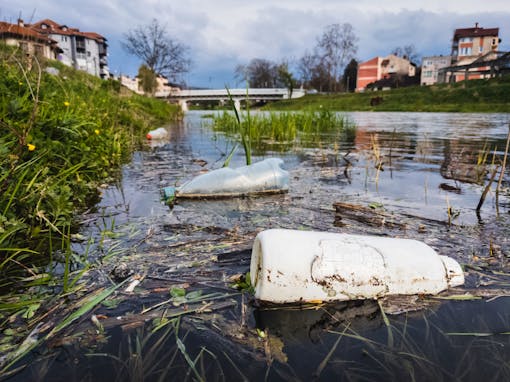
<box><xmin>265</xmin><ymin>76</ymin><xmax>510</xmax><ymax>112</ymax></box>
<box><xmin>0</xmin><ymin>46</ymin><xmax>180</xmax><ymax>289</ymax></box>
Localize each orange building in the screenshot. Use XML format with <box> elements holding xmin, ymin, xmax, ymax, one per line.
<box><xmin>356</xmin><ymin>54</ymin><xmax>416</xmax><ymax>92</ymax></box>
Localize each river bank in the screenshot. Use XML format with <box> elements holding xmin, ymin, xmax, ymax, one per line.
<box><xmin>0</xmin><ymin>48</ymin><xmax>181</xmax><ymax>374</ymax></box>
<box><xmin>264</xmin><ymin>76</ymin><xmax>510</xmax><ymax>113</ymax></box>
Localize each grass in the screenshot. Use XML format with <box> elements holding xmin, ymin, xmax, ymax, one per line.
<box><xmin>263</xmin><ymin>76</ymin><xmax>510</xmax><ymax>112</ymax></box>
<box><xmin>0</xmin><ymin>44</ymin><xmax>181</xmax><ymax>372</ymax></box>
<box><xmin>210</xmin><ymin>108</ymin><xmax>357</xmax><ymax>155</ymax></box>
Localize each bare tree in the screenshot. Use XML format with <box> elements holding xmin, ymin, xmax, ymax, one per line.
<box><xmin>122</xmin><ymin>19</ymin><xmax>191</xmax><ymax>83</ymax></box>
<box><xmin>237</xmin><ymin>58</ymin><xmax>278</xmax><ymax>88</ymax></box>
<box><xmin>316</xmin><ymin>23</ymin><xmax>358</xmax><ymax>92</ymax></box>
<box><xmin>298</xmin><ymin>50</ymin><xmax>318</xmax><ymax>88</ymax></box>
<box><xmin>234</xmin><ymin>64</ymin><xmax>248</xmax><ymax>86</ymax></box>
<box><xmin>393</xmin><ymin>44</ymin><xmax>420</xmax><ymax>64</ymax></box>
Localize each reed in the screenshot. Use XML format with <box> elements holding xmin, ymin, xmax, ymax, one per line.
<box><xmin>211</xmin><ymin>108</ymin><xmax>356</xmax><ymax>154</ymax></box>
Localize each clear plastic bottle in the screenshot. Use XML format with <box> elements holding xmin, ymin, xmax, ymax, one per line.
<box><xmin>146</xmin><ymin>127</ymin><xmax>169</xmax><ymax>140</ymax></box>
<box><xmin>163</xmin><ymin>158</ymin><xmax>289</xmax><ymax>199</ymax></box>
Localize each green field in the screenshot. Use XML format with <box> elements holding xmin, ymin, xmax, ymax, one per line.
<box><xmin>264</xmin><ymin>76</ymin><xmax>510</xmax><ymax>113</ymax></box>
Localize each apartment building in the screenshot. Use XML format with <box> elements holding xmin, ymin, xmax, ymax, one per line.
<box><xmin>420</xmin><ymin>55</ymin><xmax>452</xmax><ymax>85</ymax></box>
<box><xmin>451</xmin><ymin>23</ymin><xmax>500</xmax><ymax>65</ymax></box>
<box><xmin>0</xmin><ymin>19</ymin><xmax>58</xmax><ymax>60</ymax></box>
<box><xmin>29</xmin><ymin>19</ymin><xmax>109</xmax><ymax>78</ymax></box>
<box><xmin>356</xmin><ymin>54</ymin><xmax>416</xmax><ymax>91</ymax></box>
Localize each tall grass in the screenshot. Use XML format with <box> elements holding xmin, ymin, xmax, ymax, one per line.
<box><xmin>211</xmin><ymin>108</ymin><xmax>356</xmax><ymax>154</ymax></box>
<box><xmin>0</xmin><ymin>45</ymin><xmax>180</xmax><ymax>302</ymax></box>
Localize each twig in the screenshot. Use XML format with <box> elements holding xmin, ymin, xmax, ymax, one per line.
<box><xmin>496</xmin><ymin>124</ymin><xmax>510</xmax><ymax>206</ymax></box>
<box><xmin>476</xmin><ymin>165</ymin><xmax>499</xmax><ymax>212</ymax></box>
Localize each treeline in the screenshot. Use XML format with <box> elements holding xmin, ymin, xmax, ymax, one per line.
<box><xmin>233</xmin><ymin>23</ymin><xmax>419</xmax><ymax>93</ymax></box>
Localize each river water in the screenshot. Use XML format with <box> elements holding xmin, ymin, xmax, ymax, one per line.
<box><xmin>9</xmin><ymin>111</ymin><xmax>510</xmax><ymax>381</ymax></box>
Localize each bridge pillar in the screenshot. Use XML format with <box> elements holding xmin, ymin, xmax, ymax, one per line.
<box><xmin>234</xmin><ymin>99</ymin><xmax>241</xmax><ymax>112</ymax></box>
<box><xmin>179</xmin><ymin>100</ymin><xmax>189</xmax><ymax>112</ymax></box>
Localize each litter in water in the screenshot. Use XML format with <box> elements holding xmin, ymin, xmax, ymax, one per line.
<box><xmin>162</xmin><ymin>157</ymin><xmax>289</xmax><ymax>200</ymax></box>
<box><xmin>250</xmin><ymin>229</ymin><xmax>464</xmax><ymax>303</ymax></box>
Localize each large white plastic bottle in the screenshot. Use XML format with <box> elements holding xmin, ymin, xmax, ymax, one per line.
<box><xmin>163</xmin><ymin>158</ymin><xmax>289</xmax><ymax>199</ymax></box>
<box><xmin>250</xmin><ymin>229</ymin><xmax>464</xmax><ymax>303</ymax></box>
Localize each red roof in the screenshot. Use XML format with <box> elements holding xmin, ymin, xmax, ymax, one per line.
<box><xmin>29</xmin><ymin>18</ymin><xmax>106</xmax><ymax>42</ymax></box>
<box><xmin>454</xmin><ymin>26</ymin><xmax>499</xmax><ymax>40</ymax></box>
<box><xmin>0</xmin><ymin>21</ymin><xmax>54</xmax><ymax>43</ymax></box>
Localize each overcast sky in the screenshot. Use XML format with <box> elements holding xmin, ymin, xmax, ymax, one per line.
<box><xmin>2</xmin><ymin>1</ymin><xmax>510</xmax><ymax>88</ymax></box>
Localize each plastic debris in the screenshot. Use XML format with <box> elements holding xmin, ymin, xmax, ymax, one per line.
<box><xmin>162</xmin><ymin>158</ymin><xmax>289</xmax><ymax>200</ymax></box>
<box><xmin>250</xmin><ymin>229</ymin><xmax>464</xmax><ymax>303</ymax></box>
<box><xmin>146</xmin><ymin>127</ymin><xmax>169</xmax><ymax>140</ymax></box>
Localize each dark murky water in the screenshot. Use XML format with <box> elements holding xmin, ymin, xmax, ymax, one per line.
<box><xmin>7</xmin><ymin>111</ymin><xmax>510</xmax><ymax>381</ymax></box>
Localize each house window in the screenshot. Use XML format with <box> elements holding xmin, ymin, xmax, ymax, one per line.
<box><xmin>460</xmin><ymin>47</ymin><xmax>472</xmax><ymax>56</ymax></box>
<box><xmin>34</xmin><ymin>44</ymin><xmax>44</xmax><ymax>57</ymax></box>
<box><xmin>87</xmin><ymin>51</ymin><xmax>91</xmax><ymax>57</ymax></box>
<box><xmin>479</xmin><ymin>46</ymin><xmax>483</xmax><ymax>53</ymax></box>
<box><xmin>424</xmin><ymin>71</ymin><xmax>433</xmax><ymax>77</ymax></box>
<box><xmin>460</xmin><ymin>37</ymin><xmax>473</xmax><ymax>43</ymax></box>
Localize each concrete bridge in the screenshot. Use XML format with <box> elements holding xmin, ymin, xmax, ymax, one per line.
<box><xmin>164</xmin><ymin>88</ymin><xmax>306</xmax><ymax>111</ymax></box>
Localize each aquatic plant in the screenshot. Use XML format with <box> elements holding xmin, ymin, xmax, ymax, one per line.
<box><xmin>211</xmin><ymin>108</ymin><xmax>356</xmax><ymax>154</ymax></box>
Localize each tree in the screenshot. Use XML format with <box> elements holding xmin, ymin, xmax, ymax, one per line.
<box><xmin>392</xmin><ymin>44</ymin><xmax>420</xmax><ymax>65</ymax></box>
<box><xmin>315</xmin><ymin>23</ymin><xmax>358</xmax><ymax>92</ymax></box>
<box><xmin>235</xmin><ymin>58</ymin><xmax>278</xmax><ymax>88</ymax></box>
<box><xmin>298</xmin><ymin>50</ymin><xmax>318</xmax><ymax>89</ymax></box>
<box><xmin>137</xmin><ymin>64</ymin><xmax>158</xmax><ymax>95</ymax></box>
<box><xmin>276</xmin><ymin>61</ymin><xmax>297</xmax><ymax>97</ymax></box>
<box><xmin>342</xmin><ymin>59</ymin><xmax>358</xmax><ymax>92</ymax></box>
<box><xmin>122</xmin><ymin>19</ymin><xmax>191</xmax><ymax>83</ymax></box>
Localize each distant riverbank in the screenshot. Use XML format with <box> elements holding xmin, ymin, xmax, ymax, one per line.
<box><xmin>264</xmin><ymin>76</ymin><xmax>510</xmax><ymax>113</ymax></box>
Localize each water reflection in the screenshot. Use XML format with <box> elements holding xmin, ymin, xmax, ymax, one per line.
<box><xmin>17</xmin><ymin>110</ymin><xmax>508</xmax><ymax>382</ymax></box>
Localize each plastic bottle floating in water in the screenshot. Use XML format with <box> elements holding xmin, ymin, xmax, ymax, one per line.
<box><xmin>162</xmin><ymin>158</ymin><xmax>289</xmax><ymax>200</ymax></box>
<box><xmin>146</xmin><ymin>127</ymin><xmax>169</xmax><ymax>140</ymax></box>
<box><xmin>250</xmin><ymin>229</ymin><xmax>465</xmax><ymax>303</ymax></box>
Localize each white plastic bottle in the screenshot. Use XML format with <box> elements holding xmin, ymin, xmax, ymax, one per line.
<box><xmin>250</xmin><ymin>229</ymin><xmax>464</xmax><ymax>303</ymax></box>
<box><xmin>146</xmin><ymin>127</ymin><xmax>169</xmax><ymax>140</ymax></box>
<box><xmin>163</xmin><ymin>158</ymin><xmax>289</xmax><ymax>199</ymax></box>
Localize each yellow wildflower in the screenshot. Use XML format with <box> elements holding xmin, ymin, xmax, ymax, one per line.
<box><xmin>64</xmin><ymin>101</ymin><xmax>70</xmax><ymax>107</ymax></box>
<box><xmin>27</xmin><ymin>143</ymin><xmax>36</xmax><ymax>151</ymax></box>
<box><xmin>94</xmin><ymin>129</ymin><xmax>100</xmax><ymax>135</ymax></box>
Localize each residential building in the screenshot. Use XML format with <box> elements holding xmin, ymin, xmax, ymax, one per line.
<box><xmin>356</xmin><ymin>54</ymin><xmax>416</xmax><ymax>91</ymax></box>
<box><xmin>0</xmin><ymin>19</ymin><xmax>58</xmax><ymax>60</ymax></box>
<box><xmin>451</xmin><ymin>23</ymin><xmax>500</xmax><ymax>65</ymax></box>
<box><xmin>443</xmin><ymin>23</ymin><xmax>502</xmax><ymax>82</ymax></box>
<box><xmin>420</xmin><ymin>55</ymin><xmax>452</xmax><ymax>85</ymax></box>
<box><xmin>120</xmin><ymin>74</ymin><xmax>178</xmax><ymax>96</ymax></box>
<box><xmin>29</xmin><ymin>19</ymin><xmax>109</xmax><ymax>78</ymax></box>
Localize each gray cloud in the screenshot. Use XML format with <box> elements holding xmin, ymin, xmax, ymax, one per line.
<box><xmin>2</xmin><ymin>1</ymin><xmax>509</xmax><ymax>87</ymax></box>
